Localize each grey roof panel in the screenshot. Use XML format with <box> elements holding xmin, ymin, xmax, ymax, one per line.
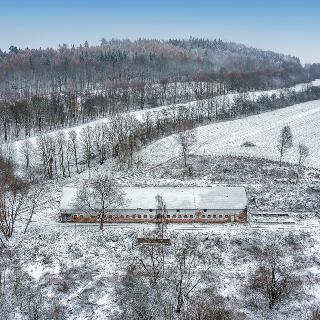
<box><xmin>60</xmin><ymin>186</ymin><xmax>247</xmax><ymax>211</ymax></box>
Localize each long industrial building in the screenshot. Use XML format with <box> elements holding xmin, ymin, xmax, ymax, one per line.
<box><xmin>60</xmin><ymin>186</ymin><xmax>248</xmax><ymax>223</ymax></box>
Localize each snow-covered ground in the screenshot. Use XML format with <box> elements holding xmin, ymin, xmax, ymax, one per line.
<box><xmin>2</xmin><ymin>80</ymin><xmax>320</xmax><ymax>319</ymax></box>
<box><xmin>8</xmin><ymin>206</ymin><xmax>320</xmax><ymax>320</ymax></box>
<box><xmin>140</xmin><ymin>99</ymin><xmax>320</xmax><ymax>169</ymax></box>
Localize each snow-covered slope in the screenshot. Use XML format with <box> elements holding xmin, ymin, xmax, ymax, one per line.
<box><xmin>140</xmin><ymin>99</ymin><xmax>320</xmax><ymax>169</ymax></box>
<box><xmin>4</xmin><ymin>79</ymin><xmax>320</xmax><ymax>165</ymax></box>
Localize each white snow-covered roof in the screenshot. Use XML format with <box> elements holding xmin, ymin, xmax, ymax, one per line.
<box><xmin>60</xmin><ymin>186</ymin><xmax>247</xmax><ymax>211</ymax></box>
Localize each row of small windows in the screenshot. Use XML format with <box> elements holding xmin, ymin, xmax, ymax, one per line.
<box><xmin>148</xmin><ymin>209</ymin><xmax>208</xmax><ymax>213</ymax></box>
<box><xmin>72</xmin><ymin>214</ymin><xmax>229</xmax><ymax>219</ymax></box>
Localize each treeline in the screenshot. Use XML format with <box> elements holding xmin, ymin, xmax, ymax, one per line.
<box><xmin>4</xmin><ymin>86</ymin><xmax>320</xmax><ymax>181</ymax></box>
<box><xmin>0</xmin><ymin>80</ymin><xmax>226</xmax><ymax>142</ymax></box>
<box><xmin>169</xmin><ymin>37</ymin><xmax>301</xmax><ymax>69</ymax></box>
<box><xmin>306</xmin><ymin>63</ymin><xmax>320</xmax><ymax>79</ymax></box>
<box><xmin>0</xmin><ymin>38</ymin><xmax>308</xmax><ymax>97</ymax></box>
<box><xmin>169</xmin><ymin>37</ymin><xmax>307</xmax><ymax>88</ymax></box>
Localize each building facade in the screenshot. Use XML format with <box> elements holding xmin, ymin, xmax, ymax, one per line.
<box><xmin>60</xmin><ymin>186</ymin><xmax>248</xmax><ymax>223</ymax></box>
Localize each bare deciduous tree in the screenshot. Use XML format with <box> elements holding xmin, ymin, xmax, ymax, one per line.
<box><xmin>137</xmin><ymin>244</ymin><xmax>166</xmax><ymax>286</ymax></box>
<box><xmin>0</xmin><ymin>158</ymin><xmax>29</xmax><ymax>243</ymax></box>
<box><xmin>0</xmin><ymin>143</ymin><xmax>16</xmax><ymax>167</ymax></box>
<box><xmin>80</xmin><ymin>126</ymin><xmax>94</xmax><ymax>178</ymax></box>
<box><xmin>175</xmin><ymin>122</ymin><xmax>197</xmax><ymax>174</ymax></box>
<box><xmin>116</xmin><ymin>270</ymin><xmax>163</xmax><ymax>320</ymax></box>
<box><xmin>92</xmin><ymin>123</ymin><xmax>110</xmax><ymax>165</ymax></box>
<box><xmin>75</xmin><ymin>174</ymin><xmax>125</xmax><ymax>230</ymax></box>
<box><xmin>56</xmin><ymin>131</ymin><xmax>67</xmax><ymax>178</ymax></box>
<box><xmin>19</xmin><ymin>139</ymin><xmax>34</xmax><ymax>178</ymax></box>
<box><xmin>297</xmin><ymin>143</ymin><xmax>309</xmax><ymax>181</ymax></box>
<box><xmin>249</xmin><ymin>243</ymin><xmax>301</xmax><ymax>309</ymax></box>
<box><xmin>155</xmin><ymin>194</ymin><xmax>168</xmax><ymax>240</ymax></box>
<box><xmin>278</xmin><ymin>125</ymin><xmax>293</xmax><ymax>167</ymax></box>
<box><xmin>167</xmin><ymin>240</ymin><xmax>208</xmax><ymax>313</ymax></box>
<box><xmin>37</xmin><ymin>135</ymin><xmax>56</xmax><ymax>180</ymax></box>
<box><xmin>68</xmin><ymin>130</ymin><xmax>80</xmax><ymax>174</ymax></box>
<box><xmin>23</xmin><ymin>184</ymin><xmax>48</xmax><ymax>234</ymax></box>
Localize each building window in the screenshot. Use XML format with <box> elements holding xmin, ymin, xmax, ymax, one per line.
<box><xmin>184</xmin><ymin>215</ymin><xmax>188</xmax><ymax>218</ymax></box>
<box><xmin>213</xmin><ymin>215</ymin><xmax>216</xmax><ymax>218</ymax></box>
<box><xmin>219</xmin><ymin>215</ymin><xmax>222</xmax><ymax>218</ymax></box>
<box><xmin>208</xmin><ymin>215</ymin><xmax>211</xmax><ymax>218</ymax></box>
<box><xmin>202</xmin><ymin>215</ymin><xmax>205</xmax><ymax>218</ymax></box>
<box><xmin>132</xmin><ymin>215</ymin><xmax>136</xmax><ymax>219</ymax></box>
<box><xmin>176</xmin><ymin>209</ymin><xmax>180</xmax><ymax>212</ymax></box>
<box><xmin>204</xmin><ymin>209</ymin><xmax>207</xmax><ymax>212</ymax></box>
<box><xmin>167</xmin><ymin>214</ymin><xmax>171</xmax><ymax>218</ymax></box>
<box><xmin>149</xmin><ymin>209</ymin><xmax>153</xmax><ymax>212</ymax></box>
<box><xmin>120</xmin><ymin>215</ymin><xmax>124</xmax><ymax>218</ymax></box>
<box><xmin>173</xmin><ymin>215</ymin><xmax>176</xmax><ymax>218</ymax></box>
<box><xmin>138</xmin><ymin>215</ymin><xmax>141</xmax><ymax>218</ymax></box>
<box><xmin>80</xmin><ymin>215</ymin><xmax>84</xmax><ymax>218</ymax></box>
<box><xmin>225</xmin><ymin>215</ymin><xmax>229</xmax><ymax>218</ymax></box>
<box><xmin>73</xmin><ymin>214</ymin><xmax>78</xmax><ymax>218</ymax></box>
<box><xmin>178</xmin><ymin>215</ymin><xmax>182</xmax><ymax>218</ymax></box>
<box><xmin>144</xmin><ymin>215</ymin><xmax>148</xmax><ymax>218</ymax></box>
<box><xmin>126</xmin><ymin>215</ymin><xmax>130</xmax><ymax>218</ymax></box>
<box><xmin>108</xmin><ymin>215</ymin><xmax>112</xmax><ymax>219</ymax></box>
<box><xmin>190</xmin><ymin>214</ymin><xmax>194</xmax><ymax>218</ymax></box>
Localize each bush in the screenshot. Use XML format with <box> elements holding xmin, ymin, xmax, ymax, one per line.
<box><xmin>241</xmin><ymin>141</ymin><xmax>256</xmax><ymax>147</ymax></box>
<box><xmin>310</xmin><ymin>307</ymin><xmax>320</xmax><ymax>320</ymax></box>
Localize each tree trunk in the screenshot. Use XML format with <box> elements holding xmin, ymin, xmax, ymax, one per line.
<box><xmin>279</xmin><ymin>148</ymin><xmax>283</xmax><ymax>167</ymax></box>
<box><xmin>100</xmin><ymin>217</ymin><xmax>104</xmax><ymax>231</ymax></box>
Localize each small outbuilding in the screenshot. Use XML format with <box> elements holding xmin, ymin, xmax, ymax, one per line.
<box><xmin>60</xmin><ymin>186</ymin><xmax>248</xmax><ymax>223</ymax></box>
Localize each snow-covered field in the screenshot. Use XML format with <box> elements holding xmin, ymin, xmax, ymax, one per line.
<box><xmin>140</xmin><ymin>99</ymin><xmax>320</xmax><ymax>169</ymax></box>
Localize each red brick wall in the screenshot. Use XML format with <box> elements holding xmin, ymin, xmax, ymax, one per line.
<box><xmin>62</xmin><ymin>209</ymin><xmax>248</xmax><ymax>224</ymax></box>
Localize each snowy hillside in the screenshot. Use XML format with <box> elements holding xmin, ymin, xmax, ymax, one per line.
<box><xmin>5</xmin><ymin>79</ymin><xmax>320</xmax><ymax>166</ymax></box>
<box><xmin>140</xmin><ymin>99</ymin><xmax>320</xmax><ymax>169</ymax></box>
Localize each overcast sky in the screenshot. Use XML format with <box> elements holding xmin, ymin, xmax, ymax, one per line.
<box><xmin>0</xmin><ymin>0</ymin><xmax>319</xmax><ymax>64</ymax></box>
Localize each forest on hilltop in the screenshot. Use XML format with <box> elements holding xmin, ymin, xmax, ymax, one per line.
<box><xmin>0</xmin><ymin>37</ymin><xmax>310</xmax><ymax>96</ymax></box>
